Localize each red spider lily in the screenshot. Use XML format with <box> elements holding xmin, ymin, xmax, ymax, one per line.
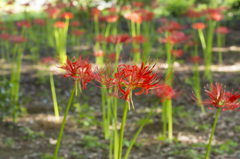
<box><xmin>91</xmin><ymin>8</ymin><xmax>101</xmax><ymax>17</ymax></box>
<box><xmin>186</xmin><ymin>41</ymin><xmax>198</xmax><ymax>47</ymax></box>
<box><xmin>42</xmin><ymin>56</ymin><xmax>55</xmax><ymax>66</ymax></box>
<box><xmin>108</xmin><ymin>7</ymin><xmax>117</xmax><ymax>13</ymax></box>
<box><xmin>106</xmin><ymin>34</ymin><xmax>130</xmax><ymax>44</ymax></box>
<box><xmin>7</xmin><ymin>0</ymin><xmax>15</xmax><ymax>5</ymax></box>
<box><xmin>121</xmin><ymin>5</ymin><xmax>131</xmax><ymax>11</ymax></box>
<box><xmin>0</xmin><ymin>33</ymin><xmax>10</xmax><ymax>41</ymax></box>
<box><xmin>141</xmin><ymin>11</ymin><xmax>155</xmax><ymax>22</ymax></box>
<box><xmin>61</xmin><ymin>12</ymin><xmax>73</xmax><ymax>19</ymax></box>
<box><xmin>124</xmin><ymin>12</ymin><xmax>142</xmax><ymax>23</ymax></box>
<box><xmin>59</xmin><ymin>55</ymin><xmax>93</xmax><ymax>90</ymax></box>
<box><xmin>155</xmin><ymin>84</ymin><xmax>182</xmax><ymax>102</ymax></box>
<box><xmin>71</xmin><ymin>21</ymin><xmax>81</xmax><ymax>27</ymax></box>
<box><xmin>34</xmin><ymin>18</ymin><xmax>46</xmax><ymax>26</ymax></box>
<box><xmin>68</xmin><ymin>1</ymin><xmax>75</xmax><ymax>7</ymax></box>
<box><xmin>192</xmin><ymin>23</ymin><xmax>206</xmax><ymax>30</ymax></box>
<box><xmin>159</xmin><ymin>17</ymin><xmax>168</xmax><ymax>23</ymax></box>
<box><xmin>131</xmin><ymin>1</ymin><xmax>144</xmax><ymax>8</ymax></box>
<box><xmin>95</xmin><ymin>34</ymin><xmax>106</xmax><ymax>43</ymax></box>
<box><xmin>216</xmin><ymin>26</ymin><xmax>230</xmax><ymax>34</ymax></box>
<box><xmin>72</xmin><ymin>30</ymin><xmax>84</xmax><ymax>37</ymax></box>
<box><xmin>56</xmin><ymin>3</ymin><xmax>67</xmax><ymax>9</ymax></box>
<box><xmin>16</xmin><ymin>20</ymin><xmax>31</xmax><ymax>28</ymax></box>
<box><xmin>96</xmin><ymin>62</ymin><xmax>171</xmax><ymax>103</ymax></box>
<box><xmin>157</xmin><ymin>21</ymin><xmax>184</xmax><ymax>33</ymax></box>
<box><xmin>171</xmin><ymin>49</ymin><xmax>183</xmax><ymax>58</ymax></box>
<box><xmin>45</xmin><ymin>7</ymin><xmax>60</xmax><ymax>18</ymax></box>
<box><xmin>107</xmin><ymin>53</ymin><xmax>122</xmax><ymax>62</ymax></box>
<box><xmin>190</xmin><ymin>56</ymin><xmax>201</xmax><ymax>64</ymax></box>
<box><xmin>0</xmin><ymin>27</ymin><xmax>7</xmax><ymax>31</ymax></box>
<box><xmin>211</xmin><ymin>12</ymin><xmax>223</xmax><ymax>21</ymax></box>
<box><xmin>151</xmin><ymin>0</ymin><xmax>159</xmax><ymax>9</ymax></box>
<box><xmin>106</xmin><ymin>15</ymin><xmax>119</xmax><ymax>23</ymax></box>
<box><xmin>160</xmin><ymin>32</ymin><xmax>191</xmax><ymax>45</ymax></box>
<box><xmin>127</xmin><ymin>35</ymin><xmax>146</xmax><ymax>44</ymax></box>
<box><xmin>94</xmin><ymin>50</ymin><xmax>105</xmax><ymax>57</ymax></box>
<box><xmin>190</xmin><ymin>83</ymin><xmax>240</xmax><ymax>111</ymax></box>
<box><xmin>9</xmin><ymin>35</ymin><xmax>26</xmax><ymax>44</ymax></box>
<box><xmin>0</xmin><ymin>22</ymin><xmax>3</xmax><ymax>25</ymax></box>
<box><xmin>54</xmin><ymin>21</ymin><xmax>65</xmax><ymax>28</ymax></box>
<box><xmin>22</xmin><ymin>2</ymin><xmax>30</xmax><ymax>7</ymax></box>
<box><xmin>185</xmin><ymin>8</ymin><xmax>201</xmax><ymax>19</ymax></box>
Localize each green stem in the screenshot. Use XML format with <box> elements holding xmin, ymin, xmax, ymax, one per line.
<box><xmin>53</xmin><ymin>84</ymin><xmax>76</xmax><ymax>159</ymax></box>
<box><xmin>113</xmin><ymin>97</ymin><xmax>119</xmax><ymax>159</ymax></box>
<box><xmin>101</xmin><ymin>88</ymin><xmax>108</xmax><ymax>139</ymax></box>
<box><xmin>217</xmin><ymin>33</ymin><xmax>222</xmax><ymax>64</ymax></box>
<box><xmin>117</xmin><ymin>100</ymin><xmax>129</xmax><ymax>159</ymax></box>
<box><xmin>205</xmin><ymin>107</ymin><xmax>221</xmax><ymax>159</ymax></box>
<box><xmin>14</xmin><ymin>48</ymin><xmax>23</xmax><ymax>104</ymax></box>
<box><xmin>167</xmin><ymin>99</ymin><xmax>172</xmax><ymax>140</ymax></box>
<box><xmin>50</xmin><ymin>72</ymin><xmax>60</xmax><ymax>121</ymax></box>
<box><xmin>131</xmin><ymin>20</ymin><xmax>136</xmax><ymax>37</ymax></box>
<box><xmin>124</xmin><ymin>103</ymin><xmax>157</xmax><ymax>159</ymax></box>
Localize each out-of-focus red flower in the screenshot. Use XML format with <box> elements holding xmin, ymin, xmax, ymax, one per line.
<box><xmin>45</xmin><ymin>7</ymin><xmax>60</xmax><ymax>18</ymax></box>
<box><xmin>94</xmin><ymin>50</ymin><xmax>105</xmax><ymax>57</ymax></box>
<box><xmin>96</xmin><ymin>62</ymin><xmax>171</xmax><ymax>102</ymax></box>
<box><xmin>71</xmin><ymin>21</ymin><xmax>81</xmax><ymax>27</ymax></box>
<box><xmin>127</xmin><ymin>35</ymin><xmax>146</xmax><ymax>44</ymax></box>
<box><xmin>54</xmin><ymin>21</ymin><xmax>65</xmax><ymax>28</ymax></box>
<box><xmin>95</xmin><ymin>34</ymin><xmax>106</xmax><ymax>42</ymax></box>
<box><xmin>56</xmin><ymin>3</ymin><xmax>67</xmax><ymax>9</ymax></box>
<box><xmin>68</xmin><ymin>1</ymin><xmax>75</xmax><ymax>7</ymax></box>
<box><xmin>192</xmin><ymin>23</ymin><xmax>206</xmax><ymax>30</ymax></box>
<box><xmin>159</xmin><ymin>17</ymin><xmax>168</xmax><ymax>23</ymax></box>
<box><xmin>42</xmin><ymin>56</ymin><xmax>55</xmax><ymax>66</ymax></box>
<box><xmin>155</xmin><ymin>84</ymin><xmax>182</xmax><ymax>102</ymax></box>
<box><xmin>131</xmin><ymin>48</ymin><xmax>141</xmax><ymax>54</ymax></box>
<box><xmin>72</xmin><ymin>30</ymin><xmax>84</xmax><ymax>37</ymax></box>
<box><xmin>5</xmin><ymin>10</ymin><xmax>14</xmax><ymax>14</ymax></box>
<box><xmin>34</xmin><ymin>18</ymin><xmax>46</xmax><ymax>26</ymax></box>
<box><xmin>190</xmin><ymin>82</ymin><xmax>240</xmax><ymax>111</ymax></box>
<box><xmin>160</xmin><ymin>32</ymin><xmax>191</xmax><ymax>45</ymax></box>
<box><xmin>91</xmin><ymin>8</ymin><xmax>101</xmax><ymax>17</ymax></box>
<box><xmin>132</xmin><ymin>1</ymin><xmax>144</xmax><ymax>8</ymax></box>
<box><xmin>121</xmin><ymin>5</ymin><xmax>131</xmax><ymax>11</ymax></box>
<box><xmin>190</xmin><ymin>56</ymin><xmax>201</xmax><ymax>63</ymax></box>
<box><xmin>7</xmin><ymin>0</ymin><xmax>15</xmax><ymax>5</ymax></box>
<box><xmin>0</xmin><ymin>33</ymin><xmax>10</xmax><ymax>41</ymax></box>
<box><xmin>17</xmin><ymin>20</ymin><xmax>31</xmax><ymax>28</ymax></box>
<box><xmin>124</xmin><ymin>12</ymin><xmax>142</xmax><ymax>23</ymax></box>
<box><xmin>216</xmin><ymin>26</ymin><xmax>230</xmax><ymax>34</ymax></box>
<box><xmin>151</xmin><ymin>0</ymin><xmax>159</xmax><ymax>9</ymax></box>
<box><xmin>22</xmin><ymin>2</ymin><xmax>30</xmax><ymax>7</ymax></box>
<box><xmin>9</xmin><ymin>35</ymin><xmax>26</xmax><ymax>44</ymax></box>
<box><xmin>135</xmin><ymin>9</ymin><xmax>155</xmax><ymax>22</ymax></box>
<box><xmin>106</xmin><ymin>15</ymin><xmax>119</xmax><ymax>23</ymax></box>
<box><xmin>0</xmin><ymin>27</ymin><xmax>7</xmax><ymax>31</ymax></box>
<box><xmin>107</xmin><ymin>53</ymin><xmax>122</xmax><ymax>62</ymax></box>
<box><xmin>157</xmin><ymin>21</ymin><xmax>184</xmax><ymax>33</ymax></box>
<box><xmin>186</xmin><ymin>41</ymin><xmax>198</xmax><ymax>46</ymax></box>
<box><xmin>171</xmin><ymin>49</ymin><xmax>183</xmax><ymax>57</ymax></box>
<box><xmin>59</xmin><ymin>55</ymin><xmax>93</xmax><ymax>90</ymax></box>
<box><xmin>61</xmin><ymin>12</ymin><xmax>73</xmax><ymax>19</ymax></box>
<box><xmin>211</xmin><ymin>12</ymin><xmax>223</xmax><ymax>21</ymax></box>
<box><xmin>108</xmin><ymin>7</ymin><xmax>117</xmax><ymax>13</ymax></box>
<box><xmin>0</xmin><ymin>21</ymin><xmax>3</xmax><ymax>25</ymax></box>
<box><xmin>185</xmin><ymin>8</ymin><xmax>201</xmax><ymax>19</ymax></box>
<box><xmin>107</xmin><ymin>34</ymin><xmax>130</xmax><ymax>44</ymax></box>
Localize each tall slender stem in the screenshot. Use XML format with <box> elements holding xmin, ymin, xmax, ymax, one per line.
<box><xmin>205</xmin><ymin>107</ymin><xmax>221</xmax><ymax>159</ymax></box>
<box><xmin>50</xmin><ymin>72</ymin><xmax>60</xmax><ymax>121</ymax></box>
<box><xmin>53</xmin><ymin>84</ymin><xmax>76</xmax><ymax>159</ymax></box>
<box><xmin>117</xmin><ymin>100</ymin><xmax>129</xmax><ymax>159</ymax></box>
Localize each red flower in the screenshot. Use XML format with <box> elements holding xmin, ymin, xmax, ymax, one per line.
<box><xmin>95</xmin><ymin>34</ymin><xmax>106</xmax><ymax>43</ymax></box>
<box><xmin>192</xmin><ymin>23</ymin><xmax>206</xmax><ymax>30</ymax></box>
<box><xmin>190</xmin><ymin>56</ymin><xmax>201</xmax><ymax>64</ymax></box>
<box><xmin>211</xmin><ymin>12</ymin><xmax>223</xmax><ymax>21</ymax></box>
<box><xmin>108</xmin><ymin>7</ymin><xmax>117</xmax><ymax>13</ymax></box>
<box><xmin>61</xmin><ymin>12</ymin><xmax>73</xmax><ymax>19</ymax></box>
<box><xmin>124</xmin><ymin>12</ymin><xmax>142</xmax><ymax>23</ymax></box>
<box><xmin>56</xmin><ymin>3</ymin><xmax>67</xmax><ymax>9</ymax></box>
<box><xmin>16</xmin><ymin>20</ymin><xmax>31</xmax><ymax>28</ymax></box>
<box><xmin>72</xmin><ymin>30</ymin><xmax>84</xmax><ymax>37</ymax></box>
<box><xmin>155</xmin><ymin>84</ymin><xmax>182</xmax><ymax>102</ymax></box>
<box><xmin>185</xmin><ymin>8</ymin><xmax>201</xmax><ymax>19</ymax></box>
<box><xmin>96</xmin><ymin>62</ymin><xmax>171</xmax><ymax>102</ymax></box>
<box><xmin>121</xmin><ymin>5</ymin><xmax>131</xmax><ymax>11</ymax></box>
<box><xmin>71</xmin><ymin>21</ymin><xmax>81</xmax><ymax>27</ymax></box>
<box><xmin>171</xmin><ymin>49</ymin><xmax>183</xmax><ymax>57</ymax></box>
<box><xmin>59</xmin><ymin>55</ymin><xmax>93</xmax><ymax>90</ymax></box>
<box><xmin>9</xmin><ymin>35</ymin><xmax>26</xmax><ymax>44</ymax></box>
<box><xmin>106</xmin><ymin>15</ymin><xmax>119</xmax><ymax>23</ymax></box>
<box><xmin>107</xmin><ymin>53</ymin><xmax>122</xmax><ymax>62</ymax></box>
<box><xmin>131</xmin><ymin>48</ymin><xmax>141</xmax><ymax>54</ymax></box>
<box><xmin>160</xmin><ymin>32</ymin><xmax>191</xmax><ymax>45</ymax></box>
<box><xmin>34</xmin><ymin>18</ymin><xmax>46</xmax><ymax>26</ymax></box>
<box><xmin>94</xmin><ymin>50</ymin><xmax>105</xmax><ymax>57</ymax></box>
<box><xmin>0</xmin><ymin>33</ymin><xmax>10</xmax><ymax>41</ymax></box>
<box><xmin>157</xmin><ymin>21</ymin><xmax>184</xmax><ymax>33</ymax></box>
<box><xmin>127</xmin><ymin>35</ymin><xmax>146</xmax><ymax>44</ymax></box>
<box><xmin>106</xmin><ymin>34</ymin><xmax>130</xmax><ymax>44</ymax></box>
<box><xmin>91</xmin><ymin>8</ymin><xmax>101</xmax><ymax>17</ymax></box>
<box><xmin>42</xmin><ymin>57</ymin><xmax>55</xmax><ymax>66</ymax></box>
<box><xmin>54</xmin><ymin>21</ymin><xmax>65</xmax><ymax>28</ymax></box>
<box><xmin>216</xmin><ymin>26</ymin><xmax>230</xmax><ymax>34</ymax></box>
<box><xmin>7</xmin><ymin>0</ymin><xmax>15</xmax><ymax>5</ymax></box>
<box><xmin>131</xmin><ymin>1</ymin><xmax>144</xmax><ymax>8</ymax></box>
<box><xmin>190</xmin><ymin>83</ymin><xmax>240</xmax><ymax>111</ymax></box>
